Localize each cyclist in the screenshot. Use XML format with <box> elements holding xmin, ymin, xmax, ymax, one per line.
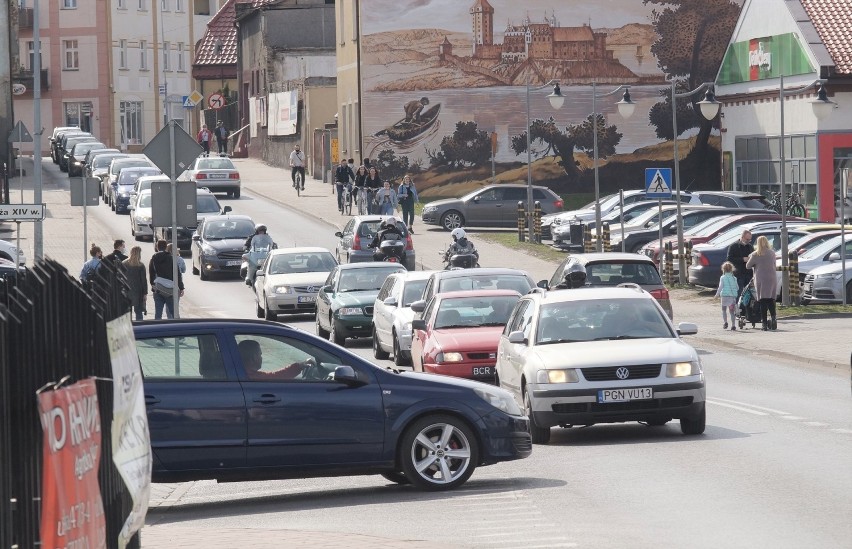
<box><xmin>354</xmin><ymin>165</ymin><xmax>368</xmax><ymax>214</ymax></box>
<box><xmin>289</xmin><ymin>145</ymin><xmax>305</xmax><ymax>190</ymax></box>
<box><xmin>334</xmin><ymin>159</ymin><xmax>355</xmax><ymax>213</ymax></box>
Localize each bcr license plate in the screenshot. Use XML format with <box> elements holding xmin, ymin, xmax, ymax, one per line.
<box><xmin>472</xmin><ymin>366</ymin><xmax>492</xmax><ymax>377</ymax></box>
<box><xmin>298</xmin><ymin>296</ymin><xmax>316</xmax><ymax>303</ymax></box>
<box><xmin>598</xmin><ymin>387</ymin><xmax>653</xmax><ymax>403</ymax></box>
<box><xmin>226</xmin><ymin>260</ymin><xmax>241</xmax><ymax>266</ymax></box>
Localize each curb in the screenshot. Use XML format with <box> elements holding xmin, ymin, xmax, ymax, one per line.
<box><xmin>696</xmin><ymin>335</ymin><xmax>850</xmax><ymax>370</ymax></box>
<box><xmin>776</xmin><ymin>312</ymin><xmax>852</xmax><ymax>320</ymax></box>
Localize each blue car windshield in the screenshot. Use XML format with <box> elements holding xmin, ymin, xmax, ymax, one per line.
<box><xmin>203</xmin><ymin>219</ymin><xmax>255</xmax><ymax>240</ymax></box>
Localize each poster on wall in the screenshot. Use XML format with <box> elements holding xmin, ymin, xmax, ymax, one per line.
<box><xmin>268</xmin><ymin>91</ymin><xmax>298</xmax><ymax>136</ymax></box>
<box><xmin>38</xmin><ymin>378</ymin><xmax>107</xmax><ymax>549</ymax></box>
<box><xmin>249</xmin><ymin>97</ymin><xmax>257</xmax><ymax>138</ymax></box>
<box><xmin>359</xmin><ymin>0</ymin><xmax>743</xmax><ymax>195</ymax></box>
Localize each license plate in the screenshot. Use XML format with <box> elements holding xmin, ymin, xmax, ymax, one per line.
<box><xmin>597</xmin><ymin>387</ymin><xmax>653</xmax><ymax>403</ymax></box>
<box><xmin>208</xmin><ymin>173</ymin><xmax>228</xmax><ymax>179</ymax></box>
<box><xmin>226</xmin><ymin>260</ymin><xmax>241</xmax><ymax>266</ymax></box>
<box><xmin>298</xmin><ymin>296</ymin><xmax>316</xmax><ymax>303</ymax></box>
<box><xmin>472</xmin><ymin>366</ymin><xmax>492</xmax><ymax>377</ymax></box>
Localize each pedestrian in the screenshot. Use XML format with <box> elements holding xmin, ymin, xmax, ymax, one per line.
<box><xmin>334</xmin><ymin>159</ymin><xmax>355</xmax><ymax>213</ymax></box>
<box><xmin>122</xmin><ymin>246</ymin><xmax>148</xmax><ymax>321</ymax></box>
<box><xmin>289</xmin><ymin>144</ymin><xmax>305</xmax><ymax>190</ymax></box>
<box><xmin>374</xmin><ymin>180</ymin><xmax>398</xmax><ymax>216</ymax></box>
<box><xmin>745</xmin><ymin>235</ymin><xmax>779</xmax><ymax>331</ymax></box>
<box><xmin>149</xmin><ymin>239</ymin><xmax>185</xmax><ymax>319</ymax></box>
<box><xmin>196</xmin><ymin>124</ymin><xmax>213</xmax><ymax>157</ymax></box>
<box><xmin>397</xmin><ymin>175</ymin><xmax>419</xmax><ymax>232</ymax></box>
<box><xmin>166</xmin><ymin>243</ymin><xmax>186</xmax><ymax>274</ymax></box>
<box><xmin>715</xmin><ymin>261</ymin><xmax>739</xmax><ymax>331</ymax></box>
<box><xmin>354</xmin><ymin>165</ymin><xmax>368</xmax><ymax>213</ymax></box>
<box><xmin>215</xmin><ymin>121</ymin><xmax>230</xmax><ymax>156</ymax></box>
<box><xmin>726</xmin><ymin>229</ymin><xmax>754</xmax><ymax>297</ymax></box>
<box><xmin>347</xmin><ymin>158</ymin><xmax>356</xmax><ymax>183</ymax></box>
<box><xmin>79</xmin><ymin>243</ymin><xmax>103</xmax><ymax>283</ymax></box>
<box><xmin>103</xmin><ymin>239</ymin><xmax>127</xmax><ymax>266</ymax></box>
<box><xmin>364</xmin><ymin>167</ymin><xmax>382</xmax><ymax>214</ymax></box>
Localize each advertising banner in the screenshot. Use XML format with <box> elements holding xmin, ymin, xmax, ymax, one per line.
<box><xmin>108</xmin><ymin>314</ymin><xmax>152</xmax><ymax>549</ymax></box>
<box><xmin>268</xmin><ymin>91</ymin><xmax>298</xmax><ymax>136</ymax></box>
<box><xmin>38</xmin><ymin>378</ymin><xmax>106</xmax><ymax>549</ymax></box>
<box><xmin>718</xmin><ymin>33</ymin><xmax>815</xmax><ymax>85</ymax></box>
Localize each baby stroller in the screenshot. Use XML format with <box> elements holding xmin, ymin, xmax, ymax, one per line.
<box><xmin>737</xmin><ymin>279</ymin><xmax>761</xmax><ymax>329</ymax></box>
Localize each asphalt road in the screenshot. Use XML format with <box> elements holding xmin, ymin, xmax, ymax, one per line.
<box><xmin>44</xmin><ymin>165</ymin><xmax>852</xmax><ymax>548</ymax></box>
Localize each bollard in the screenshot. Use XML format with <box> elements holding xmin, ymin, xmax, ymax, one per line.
<box><xmin>602</xmin><ymin>222</ymin><xmax>611</xmax><ymax>252</ymax></box>
<box><xmin>517</xmin><ymin>201</ymin><xmax>525</xmax><ymax>242</ymax></box>
<box><xmin>789</xmin><ymin>250</ymin><xmax>800</xmax><ymax>306</ymax></box>
<box><xmin>664</xmin><ymin>242</ymin><xmax>674</xmax><ymax>286</ymax></box>
<box><xmin>583</xmin><ymin>225</ymin><xmax>594</xmax><ymax>252</ymax></box>
<box><xmin>533</xmin><ymin>201</ymin><xmax>542</xmax><ymax>243</ymax></box>
<box><xmin>684</xmin><ymin>240</ymin><xmax>693</xmax><ymax>271</ymax></box>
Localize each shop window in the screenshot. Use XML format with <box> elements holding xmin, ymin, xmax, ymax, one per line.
<box><xmin>120</xmin><ymin>101</ymin><xmax>144</xmax><ymax>145</ymax></box>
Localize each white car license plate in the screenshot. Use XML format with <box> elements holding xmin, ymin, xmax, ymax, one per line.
<box><xmin>297</xmin><ymin>296</ymin><xmax>316</xmax><ymax>303</ymax></box>
<box><xmin>598</xmin><ymin>387</ymin><xmax>653</xmax><ymax>403</ymax></box>
<box><xmin>208</xmin><ymin>173</ymin><xmax>228</xmax><ymax>179</ymax></box>
<box><xmin>226</xmin><ymin>260</ymin><xmax>241</xmax><ymax>266</ymax></box>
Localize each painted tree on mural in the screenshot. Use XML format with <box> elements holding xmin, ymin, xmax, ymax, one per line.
<box><xmin>375</xmin><ymin>149</ymin><xmax>410</xmax><ymax>182</ymax></box>
<box><xmin>427</xmin><ymin>122</ymin><xmax>493</xmax><ymax>169</ymax></box>
<box><xmin>644</xmin><ymin>0</ymin><xmax>741</xmax><ymax>153</ymax></box>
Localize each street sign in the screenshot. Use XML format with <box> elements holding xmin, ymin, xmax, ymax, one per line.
<box><xmin>70</xmin><ymin>178</ymin><xmax>99</xmax><ymax>206</ymax></box>
<box><xmin>7</xmin><ymin>120</ymin><xmax>33</xmax><ymax>143</ymax></box>
<box><xmin>187</xmin><ymin>90</ymin><xmax>203</xmax><ymax>105</ymax></box>
<box><xmin>151</xmin><ymin>180</ymin><xmax>197</xmax><ymax>227</ymax></box>
<box><xmin>208</xmin><ymin>92</ymin><xmax>225</xmax><ymax>110</ymax></box>
<box><xmin>143</xmin><ymin>121</ymin><xmax>204</xmax><ymax>180</ymax></box>
<box><xmin>645</xmin><ymin>168</ymin><xmax>673</xmax><ymax>199</ymax></box>
<box><xmin>0</xmin><ymin>203</ymin><xmax>45</xmax><ymax>221</ymax></box>
<box><xmin>159</xmin><ymin>84</ymin><xmax>166</xmax><ymax>96</ymax></box>
<box><xmin>12</xmin><ymin>83</ymin><xmax>26</xmax><ymax>96</ymax></box>
<box><xmin>182</xmin><ymin>95</ymin><xmax>194</xmax><ymax>108</ymax></box>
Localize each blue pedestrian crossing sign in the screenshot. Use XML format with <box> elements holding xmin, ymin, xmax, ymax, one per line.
<box><xmin>645</xmin><ymin>168</ymin><xmax>673</xmax><ymax>198</ymax></box>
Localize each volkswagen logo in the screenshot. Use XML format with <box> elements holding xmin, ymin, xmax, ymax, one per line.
<box><xmin>306</xmin><ymin>285</ymin><xmax>318</xmax><ymax>293</ymax></box>
<box><xmin>615</xmin><ymin>367</ymin><xmax>630</xmax><ymax>380</ymax></box>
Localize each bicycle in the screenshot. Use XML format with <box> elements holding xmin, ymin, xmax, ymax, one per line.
<box><xmin>766</xmin><ymin>190</ymin><xmax>806</xmax><ymax>217</ymax></box>
<box><xmin>293</xmin><ymin>170</ymin><xmax>303</xmax><ymax>197</ymax></box>
<box><xmin>342</xmin><ymin>184</ymin><xmax>353</xmax><ymax>216</ymax></box>
<box><xmin>356</xmin><ymin>188</ymin><xmax>369</xmax><ymax>215</ymax></box>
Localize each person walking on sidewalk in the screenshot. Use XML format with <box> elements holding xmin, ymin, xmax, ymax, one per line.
<box><xmin>746</xmin><ymin>236</ymin><xmax>778</xmax><ymax>331</ymax></box>
<box><xmin>397</xmin><ymin>175</ymin><xmax>418</xmax><ymax>232</ymax></box>
<box><xmin>364</xmin><ymin>167</ymin><xmax>382</xmax><ymax>214</ymax></box>
<box><xmin>123</xmin><ymin>246</ymin><xmax>148</xmax><ymax>321</ymax></box>
<box><xmin>197</xmin><ymin>125</ymin><xmax>213</xmax><ymax>157</ymax></box>
<box><xmin>715</xmin><ymin>261</ymin><xmax>739</xmax><ymax>330</ymax></box>
<box><xmin>334</xmin><ymin>159</ymin><xmax>355</xmax><ymax>213</ymax></box>
<box><xmin>374</xmin><ymin>180</ymin><xmax>398</xmax><ymax>216</ymax></box>
<box><xmin>79</xmin><ymin>243</ymin><xmax>103</xmax><ymax>283</ymax></box>
<box><xmin>289</xmin><ymin>144</ymin><xmax>305</xmax><ymax>190</ymax></box>
<box><xmin>166</xmin><ymin>243</ymin><xmax>186</xmax><ymax>274</ymax></box>
<box><xmin>215</xmin><ymin>121</ymin><xmax>230</xmax><ymax>156</ymax></box>
<box><xmin>149</xmin><ymin>239</ymin><xmax>185</xmax><ymax>319</ymax></box>
<box><xmin>103</xmin><ymin>239</ymin><xmax>127</xmax><ymax>267</ymax></box>
<box><xmin>727</xmin><ymin>229</ymin><xmax>754</xmax><ymax>298</ymax></box>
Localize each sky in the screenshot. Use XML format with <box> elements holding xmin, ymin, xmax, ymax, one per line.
<box><xmin>361</xmin><ymin>0</ymin><xmax>660</xmax><ymax>35</ymax></box>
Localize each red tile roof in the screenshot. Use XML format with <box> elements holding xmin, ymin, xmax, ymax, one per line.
<box><xmin>194</xmin><ymin>0</ymin><xmax>282</xmax><ymax>67</ymax></box>
<box><xmin>799</xmin><ymin>0</ymin><xmax>852</xmax><ymax>74</ymax></box>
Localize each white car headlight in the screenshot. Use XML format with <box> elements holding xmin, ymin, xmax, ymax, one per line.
<box><xmin>201</xmin><ymin>244</ymin><xmax>217</xmax><ymax>255</ymax></box>
<box><xmin>437</xmin><ymin>351</ymin><xmax>464</xmax><ymax>363</ymax></box>
<box><xmin>422</xmin><ymin>205</ymin><xmax>437</xmax><ymax>213</ymax></box>
<box><xmin>338</xmin><ymin>307</ymin><xmax>363</xmax><ymax>316</ymax></box>
<box><xmin>815</xmin><ymin>273</ymin><xmax>843</xmax><ymax>280</ymax></box>
<box><xmin>665</xmin><ymin>361</ymin><xmax>700</xmax><ymax>377</ymax></box>
<box><xmin>473</xmin><ymin>386</ymin><xmax>523</xmax><ymax>416</ymax></box>
<box><xmin>274</xmin><ymin>285</ymin><xmax>292</xmax><ymax>294</ymax></box>
<box><xmin>136</xmin><ymin>214</ymin><xmax>151</xmax><ymax>223</ymax></box>
<box><xmin>536</xmin><ymin>369</ymin><xmax>579</xmax><ymax>383</ymax></box>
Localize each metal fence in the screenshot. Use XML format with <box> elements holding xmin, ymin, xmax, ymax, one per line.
<box><xmin>0</xmin><ymin>259</ymin><xmax>139</xmax><ymax>549</ymax></box>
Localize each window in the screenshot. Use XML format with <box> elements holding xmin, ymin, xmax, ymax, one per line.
<box><xmin>118</xmin><ymin>0</ymin><xmax>126</xmax><ymax>8</ymax></box>
<box><xmin>63</xmin><ymin>0</ymin><xmax>76</xmax><ymax>8</ymax></box>
<box><xmin>137</xmin><ymin>334</ymin><xmax>227</xmax><ymax>380</ymax></box>
<box><xmin>194</xmin><ymin>0</ymin><xmax>209</xmax><ymax>15</ymax></box>
<box><xmin>120</xmin><ymin>101</ymin><xmax>144</xmax><ymax>145</ymax></box>
<box><xmin>119</xmin><ymin>39</ymin><xmax>127</xmax><ymax>69</ymax></box>
<box><xmin>138</xmin><ymin>0</ymin><xmax>146</xmax><ymax>10</ymax></box>
<box><xmin>162</xmin><ymin>41</ymin><xmax>170</xmax><ymax>71</ymax></box>
<box><xmin>160</xmin><ymin>0</ymin><xmax>168</xmax><ymax>10</ymax></box>
<box><xmin>27</xmin><ymin>41</ymin><xmax>42</xmax><ymax>71</ymax></box>
<box><xmin>139</xmin><ymin>40</ymin><xmax>147</xmax><ymax>70</ymax></box>
<box><xmin>234</xmin><ymin>334</ymin><xmax>343</xmax><ymax>383</ymax></box>
<box><xmin>177</xmin><ymin>42</ymin><xmax>185</xmax><ymax>71</ymax></box>
<box><xmin>175</xmin><ymin>0</ymin><xmax>182</xmax><ymax>11</ymax></box>
<box><xmin>62</xmin><ymin>40</ymin><xmax>79</xmax><ymax>70</ymax></box>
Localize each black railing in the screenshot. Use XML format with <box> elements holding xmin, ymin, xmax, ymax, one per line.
<box><xmin>0</xmin><ymin>259</ymin><xmax>139</xmax><ymax>548</ymax></box>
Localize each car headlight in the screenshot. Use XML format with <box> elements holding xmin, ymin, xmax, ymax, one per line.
<box><xmin>665</xmin><ymin>361</ymin><xmax>700</xmax><ymax>377</ymax></box>
<box><xmin>201</xmin><ymin>244</ymin><xmax>217</xmax><ymax>255</ymax></box>
<box><xmin>136</xmin><ymin>215</ymin><xmax>151</xmax><ymax>223</ymax></box>
<box><xmin>274</xmin><ymin>285</ymin><xmax>292</xmax><ymax>294</ymax></box>
<box><xmin>422</xmin><ymin>205</ymin><xmax>437</xmax><ymax>213</ymax></box>
<box><xmin>536</xmin><ymin>369</ymin><xmax>579</xmax><ymax>383</ymax></box>
<box><xmin>119</xmin><ymin>191</ymin><xmax>130</xmax><ymax>197</ymax></box>
<box><xmin>815</xmin><ymin>273</ymin><xmax>843</xmax><ymax>280</ymax></box>
<box><xmin>437</xmin><ymin>351</ymin><xmax>464</xmax><ymax>363</ymax></box>
<box><xmin>338</xmin><ymin>307</ymin><xmax>363</xmax><ymax>316</ymax></box>
<box><xmin>473</xmin><ymin>386</ymin><xmax>523</xmax><ymax>416</ymax></box>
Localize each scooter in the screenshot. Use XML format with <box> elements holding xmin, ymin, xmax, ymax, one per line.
<box><xmin>241</xmin><ymin>245</ymin><xmax>272</xmax><ymax>286</ymax></box>
<box><xmin>373</xmin><ymin>238</ymin><xmax>407</xmax><ymax>266</ymax></box>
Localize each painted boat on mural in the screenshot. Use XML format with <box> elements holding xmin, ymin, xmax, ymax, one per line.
<box><xmin>376</xmin><ymin>104</ymin><xmax>442</xmax><ymax>142</ymax></box>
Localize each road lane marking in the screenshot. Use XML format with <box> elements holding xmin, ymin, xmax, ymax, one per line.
<box><xmin>803</xmin><ymin>422</ymin><xmax>829</xmax><ymax>427</ymax></box>
<box><xmin>780</xmin><ymin>415</ymin><xmax>805</xmax><ymax>420</ymax></box>
<box><xmin>706</xmin><ymin>399</ymin><xmax>768</xmax><ymax>415</ymax></box>
<box><xmin>709</xmin><ymin>396</ymin><xmax>790</xmax><ymax>415</ymax></box>
<box><xmin>831</xmin><ymin>428</ymin><xmax>852</xmax><ymax>434</ymax></box>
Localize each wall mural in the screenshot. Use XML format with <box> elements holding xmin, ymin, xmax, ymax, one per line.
<box><xmin>360</xmin><ymin>0</ymin><xmax>743</xmax><ymax>198</ymax></box>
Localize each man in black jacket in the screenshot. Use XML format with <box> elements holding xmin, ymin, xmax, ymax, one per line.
<box><xmin>103</xmin><ymin>239</ymin><xmax>127</xmax><ymax>267</ymax></box>
<box><xmin>334</xmin><ymin>159</ymin><xmax>355</xmax><ymax>213</ymax></box>
<box><xmin>726</xmin><ymin>229</ymin><xmax>754</xmax><ymax>297</ymax></box>
<box><xmin>148</xmin><ymin>239</ymin><xmax>185</xmax><ymax>319</ymax></box>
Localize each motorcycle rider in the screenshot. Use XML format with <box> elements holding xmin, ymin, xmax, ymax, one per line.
<box><xmin>244</xmin><ymin>224</ymin><xmax>276</xmax><ymax>251</ymax></box>
<box><xmin>553</xmin><ymin>263</ymin><xmax>587</xmax><ymax>289</ymax></box>
<box><xmin>444</xmin><ymin>228</ymin><xmax>479</xmax><ymax>266</ymax></box>
<box><xmin>369</xmin><ymin>216</ymin><xmax>405</xmax><ymax>261</ymax></box>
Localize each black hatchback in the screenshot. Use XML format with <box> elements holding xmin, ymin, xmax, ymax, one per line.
<box><xmin>134</xmin><ymin>318</ymin><xmax>531</xmax><ymax>490</ymax></box>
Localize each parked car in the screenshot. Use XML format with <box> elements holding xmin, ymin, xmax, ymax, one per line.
<box><xmin>129</xmin><ymin>190</ymin><xmax>154</xmax><ymax>241</ymax></box>
<box><xmin>53</xmin><ymin>130</ymin><xmax>89</xmax><ymax>165</ymax></box>
<box><xmin>495</xmin><ymin>285</ymin><xmax>705</xmax><ymax>444</ymax></box>
<box><xmin>786</xmin><ymin>229</ymin><xmax>844</xmax><ymax>257</ymax></box>
<box><xmin>153</xmin><ymin>188</ymin><xmax>229</xmax><ymax>252</ymax></box>
<box><xmin>179</xmin><ymin>156</ymin><xmax>242</xmax><ymax>198</ymax></box>
<box><xmin>410</xmin><ymin>290</ymin><xmax>521</xmax><ymax>384</ymax></box>
<box><xmin>802</xmin><ymin>260</ymin><xmax>852</xmax><ymax>304</ymax></box>
<box><xmin>109</xmin><ymin>166</ymin><xmax>162</xmax><ymax>213</ymax></box>
<box><xmin>104</xmin><ymin>157</ymin><xmax>154</xmax><ymax>200</ymax></box>
<box><xmin>775</xmin><ymin>235</ymin><xmax>852</xmax><ymax>297</ymax></box>
<box><xmin>134</xmin><ymin>318</ymin><xmax>531</xmax><ymax>490</ymax></box>
<box><xmin>334</xmin><ymin>215</ymin><xmax>416</xmax><ymax>271</ymax></box>
<box><xmin>413</xmin><ymin>268</ymin><xmax>535</xmax><ymax>309</ymax></box>
<box><xmin>49</xmin><ymin>126</ymin><xmax>80</xmax><ymax>163</ymax></box>
<box><xmin>316</xmin><ymin>262</ymin><xmax>407</xmax><ymax>346</ymax></box>
<box><xmin>66</xmin><ymin>141</ymin><xmax>106</xmax><ymax>177</ymax></box>
<box><xmin>191</xmin><ymin>214</ymin><xmax>256</xmax><ymax>280</ymax></box>
<box><xmin>253</xmin><ymin>247</ymin><xmax>338</xmax><ymax>320</ymax></box>
<box><xmin>87</xmin><ymin>152</ymin><xmax>129</xmax><ymax>184</ymax></box>
<box><xmin>372</xmin><ymin>271</ymin><xmax>435</xmax><ymax>366</ymax></box>
<box><xmin>552</xmin><ymin>200</ymin><xmax>681</xmax><ymax>249</ymax></box>
<box><xmin>0</xmin><ymin>238</ymin><xmax>26</xmax><ymax>265</ymax></box>
<box><xmin>81</xmin><ymin>148</ymin><xmax>121</xmax><ymax>178</ymax></box>
<box><xmin>539</xmin><ymin>252</ymin><xmax>674</xmax><ymax>319</ymax></box>
<box><xmin>421</xmin><ymin>184</ymin><xmax>563</xmax><ymax>231</ymax></box>
<box><xmin>59</xmin><ymin>135</ymin><xmax>97</xmax><ymax>172</ymax></box>
<box><xmin>688</xmin><ymin>191</ymin><xmax>772</xmax><ymax>210</ymax></box>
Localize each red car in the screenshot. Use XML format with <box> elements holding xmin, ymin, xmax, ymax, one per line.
<box><xmin>410</xmin><ymin>290</ymin><xmax>521</xmax><ymax>384</ymax></box>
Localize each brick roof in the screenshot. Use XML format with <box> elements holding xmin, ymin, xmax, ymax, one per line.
<box><xmin>799</xmin><ymin>0</ymin><xmax>852</xmax><ymax>74</ymax></box>
<box><xmin>470</xmin><ymin>0</ymin><xmax>494</xmax><ymax>13</ymax></box>
<box><xmin>553</xmin><ymin>26</ymin><xmax>595</xmax><ymax>43</ymax></box>
<box><xmin>194</xmin><ymin>0</ymin><xmax>283</xmax><ymax>67</ymax></box>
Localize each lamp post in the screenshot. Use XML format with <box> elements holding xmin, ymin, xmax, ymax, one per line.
<box><xmin>525</xmin><ymin>79</ymin><xmax>564</xmax><ymax>242</ymax></box>
<box><xmin>671</xmin><ymin>81</ymin><xmax>720</xmax><ymax>283</ymax></box>
<box><xmin>777</xmin><ymin>76</ymin><xmax>834</xmax><ymax>306</ymax></box>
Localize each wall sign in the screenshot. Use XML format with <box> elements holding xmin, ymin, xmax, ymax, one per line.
<box><xmin>718</xmin><ymin>33</ymin><xmax>815</xmax><ymax>85</ymax></box>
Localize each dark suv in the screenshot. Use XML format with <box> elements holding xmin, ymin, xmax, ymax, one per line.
<box><xmin>421</xmin><ymin>184</ymin><xmax>564</xmax><ymax>230</ymax></box>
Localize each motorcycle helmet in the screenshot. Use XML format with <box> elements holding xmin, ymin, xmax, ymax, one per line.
<box><xmin>563</xmin><ymin>263</ymin><xmax>587</xmax><ymax>289</ymax></box>
<box><xmin>255</xmin><ymin>224</ymin><xmax>267</xmax><ymax>233</ymax></box>
<box><xmin>451</xmin><ymin>228</ymin><xmax>466</xmax><ymax>242</ymax></box>
<box><xmin>384</xmin><ymin>216</ymin><xmax>399</xmax><ymax>228</ymax></box>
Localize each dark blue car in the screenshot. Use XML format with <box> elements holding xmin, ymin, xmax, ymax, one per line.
<box><xmin>134</xmin><ymin>319</ymin><xmax>531</xmax><ymax>490</ymax></box>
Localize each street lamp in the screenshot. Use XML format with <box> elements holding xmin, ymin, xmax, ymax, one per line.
<box><xmin>525</xmin><ymin>80</ymin><xmax>564</xmax><ymax>242</ymax></box>
<box><xmin>777</xmin><ymin>76</ymin><xmax>834</xmax><ymax>306</ymax></box>
<box><xmin>671</xmin><ymin>81</ymin><xmax>720</xmax><ymax>283</ymax></box>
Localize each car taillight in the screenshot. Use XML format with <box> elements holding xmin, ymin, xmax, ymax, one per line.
<box><xmin>196</xmin><ymin>173</ymin><xmax>207</xmax><ymax>179</ymax></box>
<box><xmin>696</xmin><ymin>252</ymin><xmax>709</xmax><ymax>267</ymax></box>
<box><xmin>650</xmin><ymin>288</ymin><xmax>669</xmax><ymax>301</ymax></box>
<box><xmin>405</xmin><ymin>234</ymin><xmax>413</xmax><ymax>251</ymax></box>
<box><xmin>229</xmin><ymin>172</ymin><xmax>240</xmax><ymax>180</ymax></box>
<box><xmin>554</xmin><ymin>199</ymin><xmax>564</xmax><ymax>209</ymax></box>
<box><xmin>353</xmin><ymin>233</ymin><xmax>362</xmax><ymax>249</ymax></box>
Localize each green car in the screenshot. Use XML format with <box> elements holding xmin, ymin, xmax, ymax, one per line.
<box><xmin>316</xmin><ymin>262</ymin><xmax>407</xmax><ymax>346</ymax></box>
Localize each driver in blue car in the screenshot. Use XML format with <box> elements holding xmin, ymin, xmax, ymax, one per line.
<box><xmin>238</xmin><ymin>339</ymin><xmax>313</xmax><ymax>380</ymax></box>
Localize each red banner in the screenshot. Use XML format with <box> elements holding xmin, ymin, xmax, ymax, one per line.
<box><xmin>38</xmin><ymin>378</ymin><xmax>106</xmax><ymax>549</ymax></box>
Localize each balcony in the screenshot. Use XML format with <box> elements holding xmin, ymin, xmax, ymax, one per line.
<box><xmin>18</xmin><ymin>7</ymin><xmax>33</xmax><ymax>29</ymax></box>
<box><xmin>12</xmin><ymin>67</ymin><xmax>49</xmax><ymax>92</ymax></box>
